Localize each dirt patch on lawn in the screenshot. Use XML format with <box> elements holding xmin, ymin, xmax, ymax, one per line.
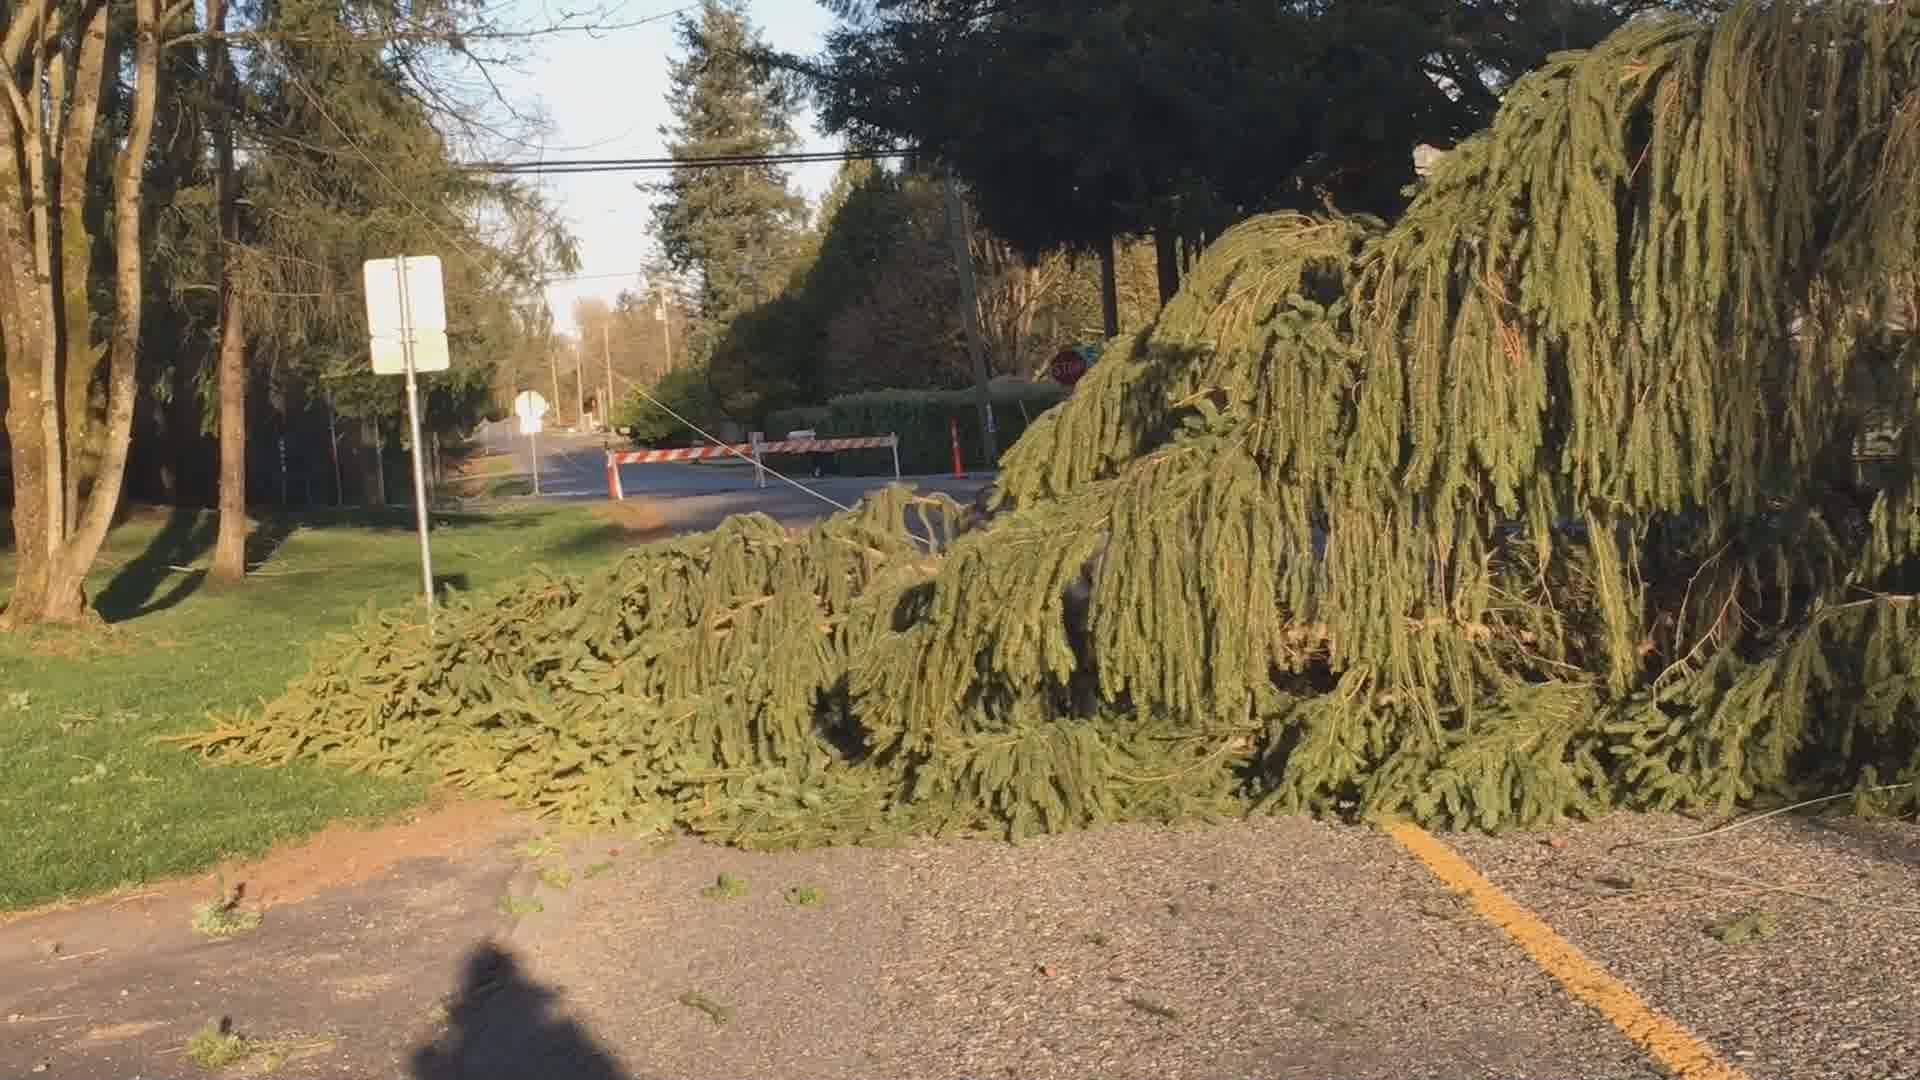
<box><xmin>21</xmin><ymin>623</ymin><xmax>153</xmax><ymax>660</ymax></box>
<box><xmin>183</xmin><ymin>795</ymin><xmax>519</xmax><ymax>911</ymax></box>
<box><xmin>0</xmin><ymin>794</ymin><xmax>521</xmax><ymax>928</ymax></box>
<box><xmin>588</xmin><ymin>498</ymin><xmax>674</xmax><ymax>539</ymax></box>
<box><xmin>453</xmin><ymin>450</ymin><xmax>517</xmax><ymax>479</ymax></box>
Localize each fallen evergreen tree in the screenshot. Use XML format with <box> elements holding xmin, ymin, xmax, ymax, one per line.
<box><xmin>181</xmin><ymin>0</ymin><xmax>1920</xmax><ymax>842</ymax></box>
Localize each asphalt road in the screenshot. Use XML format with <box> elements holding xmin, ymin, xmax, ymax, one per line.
<box><xmin>473</xmin><ymin>422</ymin><xmax>995</xmax><ymax>529</ymax></box>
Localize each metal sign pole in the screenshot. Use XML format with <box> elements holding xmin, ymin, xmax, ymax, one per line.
<box><xmin>602</xmin><ymin>323</ymin><xmax>615</xmax><ymax>434</ymax></box>
<box><xmin>396</xmin><ymin>254</ymin><xmax>436</xmax><ymax>620</ymax></box>
<box><xmin>530</xmin><ymin>425</ymin><xmax>541</xmax><ymax>495</ymax></box>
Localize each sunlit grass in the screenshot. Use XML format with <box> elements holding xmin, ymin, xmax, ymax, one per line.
<box><xmin>0</xmin><ymin>501</ymin><xmax>630</xmax><ymax>911</ymax></box>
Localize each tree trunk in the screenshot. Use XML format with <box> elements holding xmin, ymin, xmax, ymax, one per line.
<box><xmin>1154</xmin><ymin>227</ymin><xmax>1180</xmax><ymax>308</ymax></box>
<box><xmin>0</xmin><ymin>89</ymin><xmax>55</xmax><ymax>626</ymax></box>
<box><xmin>22</xmin><ymin>9</ymin><xmax>65</xmax><ymax>572</ymax></box>
<box><xmin>56</xmin><ymin>12</ymin><xmax>112</xmax><ymax>541</ymax></box>
<box><xmin>368</xmin><ymin>419</ymin><xmax>387</xmax><ymax>506</ymax></box>
<box><xmin>1</xmin><ymin>0</ymin><xmax>155</xmax><ymax>629</ymax></box>
<box><xmin>209</xmin><ymin>296</ymin><xmax>246</xmax><ymax>578</ymax></box>
<box><xmin>1097</xmin><ymin>232</ymin><xmax>1120</xmax><ymax>339</ymax></box>
<box><xmin>47</xmin><ymin>0</ymin><xmax>112</xmax><ymax>615</ymax></box>
<box><xmin>2</xmin><ymin>360</ymin><xmax>54</xmax><ymax>626</ymax></box>
<box><xmin>207</xmin><ymin>0</ymin><xmax>247</xmax><ymax>583</ymax></box>
<box><xmin>16</xmin><ymin>0</ymin><xmax>162</xmax><ymax>626</ymax></box>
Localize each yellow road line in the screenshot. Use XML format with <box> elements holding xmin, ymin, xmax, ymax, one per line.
<box><xmin>1387</xmin><ymin>822</ymin><xmax>1751</xmax><ymax>1080</ymax></box>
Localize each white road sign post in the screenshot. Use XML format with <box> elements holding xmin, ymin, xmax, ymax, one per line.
<box><xmin>363</xmin><ymin>254</ymin><xmax>450</xmax><ymax>620</ymax></box>
<box><xmin>748</xmin><ymin>431</ymin><xmax>767</xmax><ymax>489</ymax></box>
<box><xmin>514</xmin><ymin>390</ymin><xmax>548</xmax><ymax>496</ymax></box>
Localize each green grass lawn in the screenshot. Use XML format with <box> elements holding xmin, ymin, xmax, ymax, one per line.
<box><xmin>0</xmin><ymin>501</ymin><xmax>632</xmax><ymax>912</ymax></box>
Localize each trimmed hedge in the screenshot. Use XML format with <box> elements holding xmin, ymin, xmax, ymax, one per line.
<box><xmin>765</xmin><ymin>405</ymin><xmax>832</xmax><ymax>439</ymax></box>
<box><xmin>776</xmin><ymin>383</ymin><xmax>1071</xmax><ymax>476</ymax></box>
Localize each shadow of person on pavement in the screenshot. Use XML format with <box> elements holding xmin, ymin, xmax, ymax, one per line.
<box><xmin>411</xmin><ymin>940</ymin><xmax>631</xmax><ymax>1080</ymax></box>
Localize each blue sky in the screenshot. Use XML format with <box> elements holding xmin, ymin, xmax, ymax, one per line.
<box><xmin>490</xmin><ymin>0</ymin><xmax>847</xmax><ymax>334</ymax></box>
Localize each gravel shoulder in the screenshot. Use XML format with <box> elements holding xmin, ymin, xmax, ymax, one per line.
<box><xmin>1443</xmin><ymin>811</ymin><xmax>1920</xmax><ymax>1080</ymax></box>
<box><xmin>488</xmin><ymin>818</ymin><xmax>1652</xmax><ymax>1080</ymax></box>
<box><xmin>4</xmin><ymin>801</ymin><xmax>1911</xmax><ymax>1079</ymax></box>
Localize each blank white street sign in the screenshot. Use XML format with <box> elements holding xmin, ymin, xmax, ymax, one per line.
<box><xmin>514</xmin><ymin>390</ymin><xmax>549</xmax><ymax>421</ymax></box>
<box><xmin>371</xmin><ymin>331</ymin><xmax>450</xmax><ymax>375</ymax></box>
<box><xmin>514</xmin><ymin>389</ymin><xmax>549</xmax><ymax>498</ymax></box>
<box><xmin>364</xmin><ymin>256</ymin><xmax>450</xmax><ymax>374</ymax></box>
<box><xmin>362</xmin><ymin>252</ymin><xmax>451</xmax><ymax>618</ymax></box>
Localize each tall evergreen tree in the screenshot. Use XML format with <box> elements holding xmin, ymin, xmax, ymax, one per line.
<box><xmin>709</xmin><ymin>160</ymin><xmax>1150</xmax><ymax>403</ymax></box>
<box><xmin>798</xmin><ymin>0</ymin><xmax>1676</xmax><ymax>314</ymax></box>
<box><xmin>648</xmin><ymin>0</ymin><xmax>808</xmax><ymax>377</ymax></box>
<box><xmin>188</xmin><ymin>0</ymin><xmax>575</xmax><ymax>519</ymax></box>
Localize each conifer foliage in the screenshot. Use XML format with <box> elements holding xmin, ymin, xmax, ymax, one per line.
<box><xmin>186</xmin><ymin>2</ymin><xmax>1920</xmax><ymax>840</ymax></box>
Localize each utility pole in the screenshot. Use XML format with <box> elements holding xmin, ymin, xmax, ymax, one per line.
<box><xmin>941</xmin><ymin>163</ymin><xmax>997</xmax><ymax>465</ymax></box>
<box><xmin>657</xmin><ymin>290</ymin><xmax>673</xmax><ymax>373</ymax></box>
<box><xmin>602</xmin><ymin>322</ymin><xmax>615</xmax><ymax>432</ymax></box>
<box><xmin>546</xmin><ymin>318</ymin><xmax>562</xmax><ymax>432</ymax></box>
<box><xmin>573</xmin><ymin>339</ymin><xmax>586</xmax><ymax>428</ymax></box>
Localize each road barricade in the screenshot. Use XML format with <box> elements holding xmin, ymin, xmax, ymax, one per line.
<box><xmin>604</xmin><ymin>433</ymin><xmax>900</xmax><ymax>500</ymax></box>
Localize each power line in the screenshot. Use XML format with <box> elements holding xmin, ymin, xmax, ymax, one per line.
<box><xmin>464</xmin><ymin>147</ymin><xmax>915</xmax><ymax>175</ymax></box>
<box><xmin>473</xmin><ymin>148</ymin><xmax>911</xmax><ymax>174</ymax></box>
<box><xmin>489</xmin><ymin>150</ymin><xmax>890</xmax><ymax>169</ymax></box>
<box><xmin>541</xmin><ymin>270</ymin><xmax>647</xmax><ymax>284</ymax></box>
<box><xmin>192</xmin><ymin>3</ymin><xmax>698</xmax><ymax>50</ymax></box>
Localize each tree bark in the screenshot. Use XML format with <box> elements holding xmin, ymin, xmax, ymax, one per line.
<box><xmin>0</xmin><ymin>0</ymin><xmax>72</xmax><ymax>627</ymax></box>
<box><xmin>0</xmin><ymin>45</ymin><xmax>53</xmax><ymax>625</ymax></box>
<box><xmin>1153</xmin><ymin>226</ymin><xmax>1180</xmax><ymax>308</ymax></box>
<box><xmin>42</xmin><ymin>0</ymin><xmax>163</xmax><ymax>622</ymax></box>
<box><xmin>25</xmin><ymin>3</ymin><xmax>66</xmax><ymax>569</ymax></box>
<box><xmin>56</xmin><ymin>1</ymin><xmax>112</xmax><ymax>540</ymax></box>
<box><xmin>209</xmin><ymin>285</ymin><xmax>247</xmax><ymax>578</ymax></box>
<box><xmin>368</xmin><ymin>419</ymin><xmax>387</xmax><ymax>506</ymax></box>
<box><xmin>41</xmin><ymin>0</ymin><xmax>163</xmax><ymax>623</ymax></box>
<box><xmin>207</xmin><ymin>0</ymin><xmax>247</xmax><ymax>583</ymax></box>
<box><xmin>2</xmin><ymin>348</ymin><xmax>54</xmax><ymax>624</ymax></box>
<box><xmin>1097</xmin><ymin>232</ymin><xmax>1120</xmax><ymax>339</ymax></box>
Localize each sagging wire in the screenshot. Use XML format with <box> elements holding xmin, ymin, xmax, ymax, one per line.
<box><xmin>616</xmin><ymin>381</ymin><xmax>945</xmax><ymax>553</ymax></box>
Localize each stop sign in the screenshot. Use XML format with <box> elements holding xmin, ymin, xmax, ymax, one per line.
<box><xmin>1049</xmin><ymin>348</ymin><xmax>1088</xmax><ymax>386</ymax></box>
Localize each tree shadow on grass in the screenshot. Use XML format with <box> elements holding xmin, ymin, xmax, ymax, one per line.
<box><xmin>91</xmin><ymin>501</ymin><xmax>538</xmax><ymax>623</ymax></box>
<box><xmin>265</xmin><ymin>505</ymin><xmax>550</xmax><ymax>534</ymax></box>
<box><xmin>93</xmin><ymin>509</ymin><xmax>301</xmax><ymax>622</ymax></box>
<box><xmin>412</xmin><ymin>941</ymin><xmax>632</xmax><ymax>1080</ymax></box>
<box><xmin>538</xmin><ymin>523</ymin><xmax>669</xmax><ymax>562</ymax></box>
